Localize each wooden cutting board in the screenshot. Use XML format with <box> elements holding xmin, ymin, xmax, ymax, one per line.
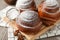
<box><xmin>3</xmin><ymin>17</ymin><xmax>60</xmax><ymax>40</ymax></box>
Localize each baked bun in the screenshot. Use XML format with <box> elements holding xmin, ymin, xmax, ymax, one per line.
<box><xmin>38</xmin><ymin>0</ymin><xmax>60</xmax><ymax>26</ymax></box>
<box><xmin>4</xmin><ymin>0</ymin><xmax>17</xmax><ymax>5</ymax></box>
<box><xmin>16</xmin><ymin>10</ymin><xmax>42</xmax><ymax>34</ymax></box>
<box><xmin>16</xmin><ymin>0</ymin><xmax>36</xmax><ymax>11</ymax></box>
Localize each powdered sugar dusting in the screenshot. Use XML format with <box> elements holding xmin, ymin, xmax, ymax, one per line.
<box><xmin>45</xmin><ymin>0</ymin><xmax>59</xmax><ymax>6</ymax></box>
<box><xmin>16</xmin><ymin>10</ymin><xmax>40</xmax><ymax>27</ymax></box>
<box><xmin>19</xmin><ymin>10</ymin><xmax>38</xmax><ymax>22</ymax></box>
<box><xmin>16</xmin><ymin>0</ymin><xmax>33</xmax><ymax>10</ymax></box>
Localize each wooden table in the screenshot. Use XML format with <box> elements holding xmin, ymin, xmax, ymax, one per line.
<box><xmin>0</xmin><ymin>27</ymin><xmax>8</xmax><ymax>40</ymax></box>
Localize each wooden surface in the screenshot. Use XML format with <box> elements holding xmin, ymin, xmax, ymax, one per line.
<box><xmin>0</xmin><ymin>27</ymin><xmax>8</xmax><ymax>40</ymax></box>
<box><xmin>3</xmin><ymin>17</ymin><xmax>60</xmax><ymax>40</ymax></box>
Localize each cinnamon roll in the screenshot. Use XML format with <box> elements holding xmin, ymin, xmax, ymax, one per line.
<box><xmin>16</xmin><ymin>10</ymin><xmax>42</xmax><ymax>35</ymax></box>
<box><xmin>38</xmin><ymin>0</ymin><xmax>60</xmax><ymax>26</ymax></box>
<box><xmin>16</xmin><ymin>0</ymin><xmax>36</xmax><ymax>13</ymax></box>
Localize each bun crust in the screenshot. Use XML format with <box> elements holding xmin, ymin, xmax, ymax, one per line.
<box><xmin>4</xmin><ymin>0</ymin><xmax>17</xmax><ymax>5</ymax></box>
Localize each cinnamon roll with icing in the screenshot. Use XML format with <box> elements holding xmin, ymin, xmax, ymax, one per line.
<box><xmin>16</xmin><ymin>10</ymin><xmax>42</xmax><ymax>35</ymax></box>
<box><xmin>38</xmin><ymin>0</ymin><xmax>60</xmax><ymax>26</ymax></box>
<box><xmin>16</xmin><ymin>0</ymin><xmax>36</xmax><ymax>12</ymax></box>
